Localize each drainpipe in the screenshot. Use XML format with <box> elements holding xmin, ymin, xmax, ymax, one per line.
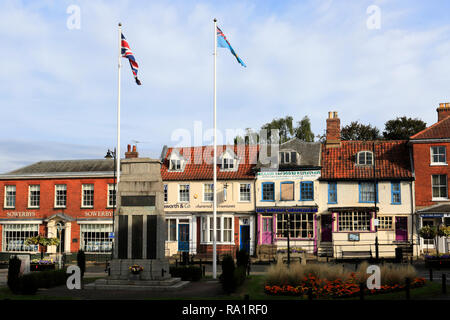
<box><xmin>253</xmin><ymin>179</ymin><xmax>257</xmax><ymax>257</ymax></box>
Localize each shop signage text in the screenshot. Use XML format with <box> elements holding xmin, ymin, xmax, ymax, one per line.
<box><xmin>84</xmin><ymin>211</ymin><xmax>113</xmax><ymax>217</ymax></box>
<box><xmin>257</xmin><ymin>170</ymin><xmax>321</xmax><ymax>180</ymax></box>
<box><xmin>6</xmin><ymin>211</ymin><xmax>36</xmax><ymax>217</ymax></box>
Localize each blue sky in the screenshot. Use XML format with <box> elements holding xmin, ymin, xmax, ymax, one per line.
<box><xmin>1</xmin><ymin>0</ymin><xmax>450</xmax><ymax>172</ymax></box>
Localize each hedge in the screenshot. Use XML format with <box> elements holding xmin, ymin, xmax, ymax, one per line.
<box><xmin>8</xmin><ymin>268</ymin><xmax>69</xmax><ymax>295</ymax></box>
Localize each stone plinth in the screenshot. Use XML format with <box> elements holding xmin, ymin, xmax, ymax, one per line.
<box><xmin>109</xmin><ymin>259</ymin><xmax>170</xmax><ymax>280</ymax></box>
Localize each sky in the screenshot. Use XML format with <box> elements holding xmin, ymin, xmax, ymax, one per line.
<box><xmin>1</xmin><ymin>0</ymin><xmax>450</xmax><ymax>172</ymax></box>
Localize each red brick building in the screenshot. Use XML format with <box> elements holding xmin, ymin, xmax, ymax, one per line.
<box><xmin>410</xmin><ymin>103</ymin><xmax>450</xmax><ymax>253</ymax></box>
<box><xmin>0</xmin><ymin>159</ymin><xmax>116</xmax><ymax>262</ymax></box>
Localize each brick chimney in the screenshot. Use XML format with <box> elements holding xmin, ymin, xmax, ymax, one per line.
<box><xmin>437</xmin><ymin>102</ymin><xmax>450</xmax><ymax>122</ymax></box>
<box><xmin>326</xmin><ymin>111</ymin><xmax>341</xmax><ymax>148</ymax></box>
<box><xmin>125</xmin><ymin>144</ymin><xmax>139</xmax><ymax>158</ymax></box>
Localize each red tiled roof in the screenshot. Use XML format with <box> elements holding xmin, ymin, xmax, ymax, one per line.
<box><xmin>321</xmin><ymin>140</ymin><xmax>412</xmax><ymax>180</ymax></box>
<box><xmin>410</xmin><ymin>115</ymin><xmax>450</xmax><ymax>140</ymax></box>
<box><xmin>161</xmin><ymin>145</ymin><xmax>258</xmax><ymax>181</ymax></box>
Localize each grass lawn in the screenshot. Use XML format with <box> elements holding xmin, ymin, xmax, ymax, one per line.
<box><xmin>238</xmin><ymin>275</ymin><xmax>448</xmax><ymax>300</ymax></box>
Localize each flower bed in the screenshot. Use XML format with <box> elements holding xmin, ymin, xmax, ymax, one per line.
<box><xmin>424</xmin><ymin>254</ymin><xmax>450</xmax><ymax>268</ymax></box>
<box><xmin>30</xmin><ymin>259</ymin><xmax>55</xmax><ymax>271</ymax></box>
<box><xmin>264</xmin><ymin>273</ymin><xmax>426</xmax><ymax>298</ymax></box>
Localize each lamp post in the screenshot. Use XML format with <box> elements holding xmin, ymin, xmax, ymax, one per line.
<box><xmin>56</xmin><ymin>222</ymin><xmax>65</xmax><ymax>269</ymax></box>
<box><xmin>105</xmin><ymin>149</ymin><xmax>116</xmax><ymax>261</ymax></box>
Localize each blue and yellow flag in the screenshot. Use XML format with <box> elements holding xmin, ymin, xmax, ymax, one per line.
<box><xmin>216</xmin><ymin>26</ymin><xmax>246</xmax><ymax>67</ymax></box>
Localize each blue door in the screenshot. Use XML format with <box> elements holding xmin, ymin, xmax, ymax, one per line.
<box><xmin>240</xmin><ymin>225</ymin><xmax>250</xmax><ymax>253</ymax></box>
<box><xmin>178</xmin><ymin>224</ymin><xmax>189</xmax><ymax>252</ymax></box>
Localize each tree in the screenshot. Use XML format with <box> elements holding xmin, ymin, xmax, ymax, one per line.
<box><xmin>383</xmin><ymin>116</ymin><xmax>427</xmax><ymax>140</ymax></box>
<box><xmin>261</xmin><ymin>116</ymin><xmax>294</xmax><ymax>144</ymax></box>
<box><xmin>341</xmin><ymin>121</ymin><xmax>381</xmax><ymax>141</ymax></box>
<box><xmin>294</xmin><ymin>116</ymin><xmax>315</xmax><ymax>142</ymax></box>
<box><xmin>25</xmin><ymin>235</ymin><xmax>60</xmax><ymax>260</ymax></box>
<box><xmin>234</xmin><ymin>128</ymin><xmax>259</xmax><ymax>145</ymax></box>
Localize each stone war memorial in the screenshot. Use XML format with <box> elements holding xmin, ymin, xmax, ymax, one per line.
<box><xmin>88</xmin><ymin>155</ymin><xmax>188</xmax><ymax>290</ymax></box>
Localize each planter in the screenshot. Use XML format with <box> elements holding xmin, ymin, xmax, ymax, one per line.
<box><xmin>30</xmin><ymin>263</ymin><xmax>56</xmax><ymax>271</ymax></box>
<box><xmin>128</xmin><ymin>272</ymin><xmax>141</xmax><ymax>281</ymax></box>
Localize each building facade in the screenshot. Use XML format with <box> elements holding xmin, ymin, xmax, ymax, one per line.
<box><xmin>254</xmin><ymin>139</ymin><xmax>322</xmax><ymax>255</ymax></box>
<box><xmin>0</xmin><ymin>159</ymin><xmax>116</xmax><ymax>261</ymax></box>
<box><xmin>410</xmin><ymin>103</ymin><xmax>450</xmax><ymax>254</ymax></box>
<box><xmin>319</xmin><ymin>111</ymin><xmax>417</xmax><ymax>258</ymax></box>
<box><xmin>161</xmin><ymin>145</ymin><xmax>258</xmax><ymax>258</ymax></box>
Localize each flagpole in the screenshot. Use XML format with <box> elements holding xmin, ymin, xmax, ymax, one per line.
<box><xmin>117</xmin><ymin>23</ymin><xmax>122</xmax><ymax>186</ymax></box>
<box><xmin>213</xmin><ymin>18</ymin><xmax>217</xmax><ymax>279</ymax></box>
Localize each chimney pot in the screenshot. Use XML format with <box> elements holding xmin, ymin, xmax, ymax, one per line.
<box><xmin>127</xmin><ymin>144</ymin><xmax>131</xmax><ymax>152</ymax></box>
<box><xmin>132</xmin><ymin>145</ymin><xmax>136</xmax><ymax>152</ymax></box>
<box><xmin>326</xmin><ymin>111</ymin><xmax>341</xmax><ymax>148</ymax></box>
<box><xmin>437</xmin><ymin>102</ymin><xmax>450</xmax><ymax>122</ymax></box>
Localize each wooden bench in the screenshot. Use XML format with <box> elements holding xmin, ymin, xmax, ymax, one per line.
<box><xmin>341</xmin><ymin>250</ymin><xmax>372</xmax><ymax>259</ymax></box>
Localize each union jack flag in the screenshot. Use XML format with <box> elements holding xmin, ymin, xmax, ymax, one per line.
<box><xmin>121</xmin><ymin>33</ymin><xmax>141</xmax><ymax>85</ymax></box>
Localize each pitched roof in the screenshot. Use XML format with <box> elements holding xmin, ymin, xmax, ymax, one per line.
<box><xmin>2</xmin><ymin>159</ymin><xmax>114</xmax><ymax>177</ymax></box>
<box><xmin>320</xmin><ymin>140</ymin><xmax>412</xmax><ymax>180</ymax></box>
<box><xmin>254</xmin><ymin>139</ymin><xmax>321</xmax><ymax>170</ymax></box>
<box><xmin>161</xmin><ymin>145</ymin><xmax>258</xmax><ymax>181</ymax></box>
<box><xmin>410</xmin><ymin>115</ymin><xmax>450</xmax><ymax>140</ymax></box>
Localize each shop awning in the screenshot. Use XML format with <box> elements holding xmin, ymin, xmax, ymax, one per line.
<box><xmin>417</xmin><ymin>204</ymin><xmax>450</xmax><ymax>217</ymax></box>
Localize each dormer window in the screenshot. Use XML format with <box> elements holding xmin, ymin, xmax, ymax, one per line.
<box><xmin>356</xmin><ymin>151</ymin><xmax>373</xmax><ymax>166</ymax></box>
<box><xmin>222</xmin><ymin>157</ymin><xmax>234</xmax><ymax>170</ymax></box>
<box><xmin>170</xmin><ymin>159</ymin><xmax>181</xmax><ymax>171</ymax></box>
<box><xmin>280</xmin><ymin>151</ymin><xmax>297</xmax><ymax>165</ymax></box>
<box><xmin>167</xmin><ymin>150</ymin><xmax>185</xmax><ymax>172</ymax></box>
<box><xmin>220</xmin><ymin>149</ymin><xmax>238</xmax><ymax>171</ymax></box>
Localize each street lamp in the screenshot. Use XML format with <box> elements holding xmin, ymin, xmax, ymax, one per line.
<box><xmin>105</xmin><ymin>149</ymin><xmax>116</xmax><ymax>262</ymax></box>
<box><xmin>56</xmin><ymin>222</ymin><xmax>65</xmax><ymax>269</ymax></box>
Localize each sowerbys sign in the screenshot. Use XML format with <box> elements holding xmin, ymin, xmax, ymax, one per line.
<box><xmin>256</xmin><ymin>170</ymin><xmax>321</xmax><ymax>180</ymax></box>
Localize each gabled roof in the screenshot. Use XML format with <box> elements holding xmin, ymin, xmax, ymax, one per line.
<box><xmin>1</xmin><ymin>159</ymin><xmax>114</xmax><ymax>178</ymax></box>
<box><xmin>321</xmin><ymin>140</ymin><xmax>413</xmax><ymax>180</ymax></box>
<box><xmin>410</xmin><ymin>115</ymin><xmax>450</xmax><ymax>140</ymax></box>
<box><xmin>161</xmin><ymin>145</ymin><xmax>258</xmax><ymax>181</ymax></box>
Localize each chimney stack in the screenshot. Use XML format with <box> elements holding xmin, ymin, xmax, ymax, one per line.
<box><xmin>125</xmin><ymin>144</ymin><xmax>139</xmax><ymax>158</ymax></box>
<box><xmin>326</xmin><ymin>111</ymin><xmax>341</xmax><ymax>148</ymax></box>
<box><xmin>437</xmin><ymin>102</ymin><xmax>450</xmax><ymax>122</ymax></box>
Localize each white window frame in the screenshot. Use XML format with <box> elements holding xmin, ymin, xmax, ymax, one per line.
<box><xmin>239</xmin><ymin>183</ymin><xmax>251</xmax><ymax>202</ymax></box>
<box><xmin>107</xmin><ymin>183</ymin><xmax>116</xmax><ymax>208</ymax></box>
<box><xmin>203</xmin><ymin>183</ymin><xmax>214</xmax><ymax>202</ymax></box>
<box><xmin>200</xmin><ymin>215</ymin><xmax>234</xmax><ymax>244</ymax></box>
<box><xmin>79</xmin><ymin>223</ymin><xmax>113</xmax><ymax>253</ymax></box>
<box><xmin>338</xmin><ymin>212</ymin><xmax>372</xmax><ymax>232</ymax></box>
<box><xmin>222</xmin><ymin>157</ymin><xmax>235</xmax><ymax>170</ymax></box>
<box><xmin>169</xmin><ymin>159</ymin><xmax>181</xmax><ymax>171</ymax></box>
<box><xmin>178</xmin><ymin>184</ymin><xmax>190</xmax><ymax>203</ymax></box>
<box><xmin>356</xmin><ymin>151</ymin><xmax>374</xmax><ymax>166</ymax></box>
<box><xmin>81</xmin><ymin>184</ymin><xmax>94</xmax><ymax>208</ymax></box>
<box><xmin>54</xmin><ymin>184</ymin><xmax>67</xmax><ymax>208</ymax></box>
<box><xmin>28</xmin><ymin>185</ymin><xmax>40</xmax><ymax>208</ymax></box>
<box><xmin>432</xmin><ymin>174</ymin><xmax>448</xmax><ymax>200</ymax></box>
<box><xmin>4</xmin><ymin>185</ymin><xmax>16</xmax><ymax>208</ymax></box>
<box><xmin>2</xmin><ymin>223</ymin><xmax>40</xmax><ymax>252</ymax></box>
<box><xmin>378</xmin><ymin>216</ymin><xmax>393</xmax><ymax>230</ymax></box>
<box><xmin>430</xmin><ymin>146</ymin><xmax>447</xmax><ymax>165</ymax></box>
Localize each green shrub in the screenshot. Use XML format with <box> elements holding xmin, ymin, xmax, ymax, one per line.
<box><xmin>77</xmin><ymin>250</ymin><xmax>86</xmax><ymax>278</ymax></box>
<box><xmin>236</xmin><ymin>249</ymin><xmax>250</xmax><ymax>269</ymax></box>
<box><xmin>234</xmin><ymin>265</ymin><xmax>247</xmax><ymax>287</ymax></box>
<box><xmin>220</xmin><ymin>255</ymin><xmax>236</xmax><ymax>294</ymax></box>
<box><xmin>19</xmin><ymin>274</ymin><xmax>38</xmax><ymax>295</ymax></box>
<box><xmin>7</xmin><ymin>256</ymin><xmax>21</xmax><ymax>293</ymax></box>
<box><xmin>169</xmin><ymin>266</ymin><xmax>202</xmax><ymax>281</ymax></box>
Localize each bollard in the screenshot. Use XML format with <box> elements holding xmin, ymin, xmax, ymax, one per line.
<box><xmin>442</xmin><ymin>274</ymin><xmax>447</xmax><ymax>294</ymax></box>
<box><xmin>175</xmin><ymin>259</ymin><xmax>178</xmax><ymax>268</ymax></box>
<box><xmin>405</xmin><ymin>278</ymin><xmax>410</xmax><ymax>300</ymax></box>
<box><xmin>203</xmin><ymin>265</ymin><xmax>206</xmax><ymax>277</ymax></box>
<box><xmin>308</xmin><ymin>287</ymin><xmax>313</xmax><ymax>301</ymax></box>
<box><xmin>355</xmin><ymin>263</ymin><xmax>358</xmax><ymax>272</ymax></box>
<box><xmin>359</xmin><ymin>283</ymin><xmax>365</xmax><ymax>300</ymax></box>
<box><xmin>429</xmin><ymin>269</ymin><xmax>433</xmax><ymax>282</ymax></box>
<box><xmin>247</xmin><ymin>263</ymin><xmax>251</xmax><ymax>276</ymax></box>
